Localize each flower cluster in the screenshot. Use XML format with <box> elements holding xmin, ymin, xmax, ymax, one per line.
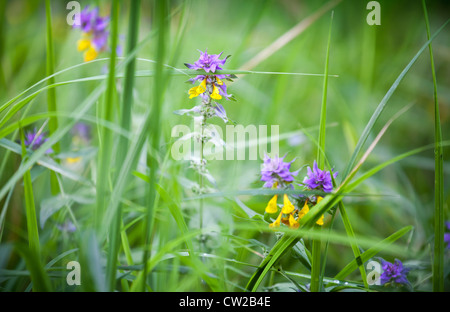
<box><xmin>263</xmin><ymin>155</ymin><xmax>337</xmax><ymax>229</ymax></box>
<box><xmin>24</xmin><ymin>128</ymin><xmax>53</xmax><ymax>154</ymax></box>
<box><xmin>380</xmin><ymin>259</ymin><xmax>410</xmax><ymax>287</ymax></box>
<box><xmin>73</xmin><ymin>6</ymin><xmax>109</xmax><ymax>62</ymax></box>
<box><xmin>175</xmin><ymin>50</ymin><xmax>237</xmax><ymax>193</ymax></box>
<box><xmin>186</xmin><ymin>50</ymin><xmax>235</xmax><ymax>101</ymax></box>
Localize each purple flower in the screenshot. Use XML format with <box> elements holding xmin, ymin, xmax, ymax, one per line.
<box><xmin>24</xmin><ymin>128</ymin><xmax>53</xmax><ymax>154</ymax></box>
<box><xmin>445</xmin><ymin>221</ymin><xmax>450</xmax><ymax>249</ymax></box>
<box><xmin>261</xmin><ymin>154</ymin><xmax>299</xmax><ymax>188</ymax></box>
<box><xmin>302</xmin><ymin>160</ymin><xmax>337</xmax><ymax>193</ymax></box>
<box><xmin>380</xmin><ymin>259</ymin><xmax>410</xmax><ymax>286</ymax></box>
<box><xmin>57</xmin><ymin>221</ymin><xmax>76</xmax><ymax>233</ymax></box>
<box><xmin>73</xmin><ymin>6</ymin><xmax>111</xmax><ymax>61</ymax></box>
<box><xmin>185</xmin><ymin>49</ymin><xmax>228</xmax><ymax>73</ymax></box>
<box><xmin>73</xmin><ymin>6</ymin><xmax>98</xmax><ymax>32</ymax></box>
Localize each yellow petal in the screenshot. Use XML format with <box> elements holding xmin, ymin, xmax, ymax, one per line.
<box><xmin>265</xmin><ymin>195</ymin><xmax>278</xmax><ymax>214</ymax></box>
<box><xmin>210</xmin><ymin>85</ymin><xmax>222</xmax><ymax>100</ymax></box>
<box><xmin>188</xmin><ymin>86</ymin><xmax>200</xmax><ymax>99</ymax></box>
<box><xmin>269</xmin><ymin>212</ymin><xmax>282</xmax><ymax>229</ymax></box>
<box><xmin>200</xmin><ymin>79</ymin><xmax>207</xmax><ymax>91</ymax></box>
<box><xmin>313</xmin><ymin>197</ymin><xmax>324</xmax><ymax>225</ymax></box>
<box><xmin>84</xmin><ymin>47</ymin><xmax>98</xmax><ymax>62</ymax></box>
<box><xmin>281</xmin><ymin>194</ymin><xmax>295</xmax><ymax>214</ymax></box>
<box><xmin>215</xmin><ymin>77</ymin><xmax>223</xmax><ymax>85</ymax></box>
<box><xmin>77</xmin><ymin>38</ymin><xmax>91</xmax><ymax>51</ymax></box>
<box><xmin>66</xmin><ymin>156</ymin><xmax>81</xmax><ymax>164</ymax></box>
<box><xmin>316</xmin><ymin>214</ymin><xmax>324</xmax><ymax>226</ymax></box>
<box><xmin>297</xmin><ymin>201</ymin><xmax>309</xmax><ymax>220</ymax></box>
<box><xmin>289</xmin><ymin>213</ymin><xmax>299</xmax><ymax>229</ymax></box>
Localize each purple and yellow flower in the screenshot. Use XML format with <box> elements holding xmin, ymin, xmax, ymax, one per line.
<box><xmin>74</xmin><ymin>6</ymin><xmax>110</xmax><ymax>62</ymax></box>
<box><xmin>261</xmin><ymin>154</ymin><xmax>324</xmax><ymax>228</ymax></box>
<box><xmin>186</xmin><ymin>50</ymin><xmax>233</xmax><ymax>101</ymax></box>
<box><xmin>380</xmin><ymin>259</ymin><xmax>410</xmax><ymax>286</ymax></box>
<box><xmin>24</xmin><ymin>128</ymin><xmax>53</xmax><ymax>154</ymax></box>
<box><xmin>303</xmin><ymin>160</ymin><xmax>337</xmax><ymax>193</ymax></box>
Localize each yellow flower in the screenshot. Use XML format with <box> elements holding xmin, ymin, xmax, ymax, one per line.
<box><xmin>289</xmin><ymin>213</ymin><xmax>299</xmax><ymax>229</ymax></box>
<box><xmin>297</xmin><ymin>200</ymin><xmax>309</xmax><ymax>220</ymax></box>
<box><xmin>84</xmin><ymin>46</ymin><xmax>98</xmax><ymax>62</ymax></box>
<box><xmin>66</xmin><ymin>156</ymin><xmax>82</xmax><ymax>164</ymax></box>
<box><xmin>77</xmin><ymin>38</ymin><xmax>91</xmax><ymax>51</ymax></box>
<box><xmin>210</xmin><ymin>85</ymin><xmax>222</xmax><ymax>100</ymax></box>
<box><xmin>281</xmin><ymin>194</ymin><xmax>295</xmax><ymax>214</ymax></box>
<box><xmin>315</xmin><ymin>196</ymin><xmax>324</xmax><ymax>226</ymax></box>
<box><xmin>296</xmin><ymin>198</ymin><xmax>324</xmax><ymax>226</ymax></box>
<box><xmin>269</xmin><ymin>211</ymin><xmax>282</xmax><ymax>229</ymax></box>
<box><xmin>265</xmin><ymin>195</ymin><xmax>278</xmax><ymax>214</ymax></box>
<box><xmin>188</xmin><ymin>79</ymin><xmax>207</xmax><ymax>99</ymax></box>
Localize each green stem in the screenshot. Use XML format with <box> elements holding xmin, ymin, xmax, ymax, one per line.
<box><xmin>101</xmin><ymin>0</ymin><xmax>120</xmax><ymax>291</ymax></box>
<box><xmin>141</xmin><ymin>0</ymin><xmax>168</xmax><ymax>292</ymax></box>
<box><xmin>45</xmin><ymin>0</ymin><xmax>60</xmax><ymax>195</ymax></box>
<box><xmin>96</xmin><ymin>0</ymin><xmax>120</xmax><ymax>229</ymax></box>
<box><xmin>311</xmin><ymin>10</ymin><xmax>333</xmax><ymax>293</ymax></box>
<box><xmin>422</xmin><ymin>0</ymin><xmax>444</xmax><ymax>292</ymax></box>
<box><xmin>310</xmin><ymin>226</ymin><xmax>322</xmax><ymax>291</ymax></box>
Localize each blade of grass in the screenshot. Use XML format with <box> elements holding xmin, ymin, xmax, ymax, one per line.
<box><xmin>19</xmin><ymin>127</ymin><xmax>40</xmax><ymax>257</ymax></box>
<box><xmin>107</xmin><ymin>0</ymin><xmax>141</xmax><ymax>293</ymax></box>
<box><xmin>103</xmin><ymin>0</ymin><xmax>121</xmax><ymax>292</ymax></box>
<box><xmin>310</xmin><ymin>10</ymin><xmax>334</xmax><ymax>293</ymax></box>
<box><xmin>422</xmin><ymin>0</ymin><xmax>444</xmax><ymax>292</ymax></box>
<box><xmin>14</xmin><ymin>243</ymin><xmax>52</xmax><ymax>292</ymax></box>
<box><xmin>334</xmin><ymin>226</ymin><xmax>413</xmax><ymax>281</ymax></box>
<box><xmin>141</xmin><ymin>0</ymin><xmax>168</xmax><ymax>292</ymax></box>
<box><xmin>45</xmin><ymin>0</ymin><xmax>60</xmax><ymax>196</ymax></box>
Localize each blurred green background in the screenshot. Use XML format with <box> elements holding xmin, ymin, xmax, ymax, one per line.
<box><xmin>0</xmin><ymin>0</ymin><xmax>449</xmax><ymax>291</ymax></box>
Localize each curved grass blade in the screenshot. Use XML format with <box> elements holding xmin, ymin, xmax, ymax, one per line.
<box><xmin>310</xmin><ymin>10</ymin><xmax>334</xmax><ymax>293</ymax></box>
<box><xmin>333</xmin><ymin>226</ymin><xmax>413</xmax><ymax>281</ymax></box>
<box><xmin>422</xmin><ymin>0</ymin><xmax>445</xmax><ymax>292</ymax></box>
<box><xmin>45</xmin><ymin>0</ymin><xmax>60</xmax><ymax>196</ymax></box>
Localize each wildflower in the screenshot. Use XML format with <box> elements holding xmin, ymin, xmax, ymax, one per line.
<box><xmin>380</xmin><ymin>259</ymin><xmax>410</xmax><ymax>287</ymax></box>
<box><xmin>188</xmin><ymin>74</ymin><xmax>233</xmax><ymax>100</ymax></box>
<box><xmin>445</xmin><ymin>221</ymin><xmax>450</xmax><ymax>249</ymax></box>
<box><xmin>186</xmin><ymin>50</ymin><xmax>234</xmax><ymax>101</ymax></box>
<box><xmin>261</xmin><ymin>154</ymin><xmax>299</xmax><ymax>189</ymax></box>
<box><xmin>24</xmin><ymin>128</ymin><xmax>53</xmax><ymax>154</ymax></box>
<box><xmin>265</xmin><ymin>194</ymin><xmax>278</xmax><ymax>214</ymax></box>
<box><xmin>185</xmin><ymin>49</ymin><xmax>228</xmax><ymax>73</ymax></box>
<box><xmin>73</xmin><ymin>6</ymin><xmax>110</xmax><ymax>62</ymax></box>
<box><xmin>57</xmin><ymin>220</ymin><xmax>76</xmax><ymax>233</ymax></box>
<box><xmin>303</xmin><ymin>160</ymin><xmax>337</xmax><ymax>193</ymax></box>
